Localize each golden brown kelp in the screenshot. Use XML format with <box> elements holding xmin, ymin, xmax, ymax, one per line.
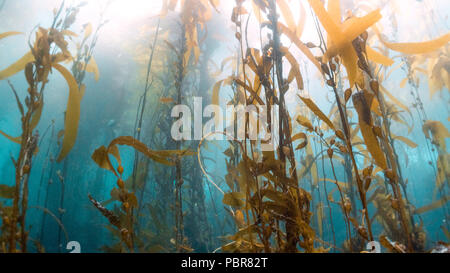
<box><xmin>204</xmin><ymin>0</ymin><xmax>321</xmax><ymax>253</ymax></box>
<box><xmin>304</xmin><ymin>0</ymin><xmax>450</xmax><ymax>251</ymax></box>
<box><xmin>0</xmin><ymin>1</ymin><xmax>91</xmax><ymax>252</ymax></box>
<box><xmin>305</xmin><ymin>1</ymin><xmax>383</xmax><ymax>249</ymax></box>
<box><xmin>203</xmin><ymin>0</ymin><xmax>449</xmax><ymax>253</ymax></box>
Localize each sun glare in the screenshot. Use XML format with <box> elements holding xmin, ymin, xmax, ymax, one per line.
<box><xmin>97</xmin><ymin>0</ymin><xmax>162</xmax><ymax>19</ymax></box>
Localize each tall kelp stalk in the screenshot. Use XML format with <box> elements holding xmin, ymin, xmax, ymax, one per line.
<box><xmin>144</xmin><ymin>57</ymin><xmax>178</xmax><ymax>252</ymax></box>
<box><xmin>0</xmin><ymin>1</ymin><xmax>90</xmax><ymax>252</ymax></box>
<box><xmin>269</xmin><ymin>0</ymin><xmax>315</xmax><ymax>252</ymax></box>
<box><xmin>305</xmin><ymin>0</ymin><xmax>380</xmax><ymax>248</ymax></box>
<box><xmin>205</xmin><ymin>0</ymin><xmax>319</xmax><ymax>253</ymax></box>
<box><xmin>184</xmin><ymin>24</ymin><xmax>220</xmax><ymax>252</ymax></box>
<box><xmin>130</xmin><ymin>22</ymin><xmax>164</xmax><ymax>245</ymax></box>
<box><xmin>160</xmin><ymin>0</ymin><xmax>220</xmax><ymax>252</ymax></box>
<box><xmin>124</xmin><ymin>28</ymin><xmax>186</xmax><ymax>251</ymax></box>
<box><xmin>131</xmin><ymin>18</ymin><xmax>161</xmax><ymax>203</ymax></box>
<box><xmin>55</xmin><ymin>6</ymin><xmax>106</xmax><ymax>252</ymax></box>
<box><xmin>156</xmin><ymin>17</ymin><xmax>188</xmax><ymax>253</ymax></box>
<box><xmin>303</xmin><ymin>0</ymin><xmax>405</xmax><ymax>250</ymax></box>
<box><xmin>173</xmin><ymin>25</ymin><xmax>187</xmax><ymax>253</ymax></box>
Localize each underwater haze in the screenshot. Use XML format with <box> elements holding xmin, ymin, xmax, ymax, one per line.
<box><xmin>0</xmin><ymin>0</ymin><xmax>449</xmax><ymax>253</ymax></box>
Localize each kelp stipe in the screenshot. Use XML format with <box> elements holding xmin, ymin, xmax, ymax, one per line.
<box><xmin>205</xmin><ymin>0</ymin><xmax>320</xmax><ymax>253</ymax></box>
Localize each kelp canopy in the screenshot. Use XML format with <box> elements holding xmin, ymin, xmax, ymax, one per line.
<box><xmin>0</xmin><ymin>0</ymin><xmax>448</xmax><ymax>253</ymax></box>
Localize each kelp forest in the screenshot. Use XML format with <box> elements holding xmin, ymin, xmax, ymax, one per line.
<box><xmin>0</xmin><ymin>0</ymin><xmax>449</xmax><ymax>253</ymax></box>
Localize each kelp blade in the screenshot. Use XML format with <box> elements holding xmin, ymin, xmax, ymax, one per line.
<box><xmin>380</xmin><ymin>32</ymin><xmax>450</xmax><ymax>55</ymax></box>
<box><xmin>53</xmin><ymin>63</ymin><xmax>81</xmax><ymax>162</ymax></box>
<box><xmin>0</xmin><ymin>51</ymin><xmax>35</xmax><ymax>80</ymax></box>
<box><xmin>0</xmin><ymin>31</ymin><xmax>23</xmax><ymax>40</ymax></box>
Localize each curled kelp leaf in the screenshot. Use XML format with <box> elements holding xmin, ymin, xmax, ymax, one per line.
<box><xmin>92</xmin><ymin>145</ymin><xmax>116</xmax><ymax>173</ymax></box>
<box><xmin>92</xmin><ymin>136</ymin><xmax>196</xmax><ymax>175</ymax></box>
<box><xmin>109</xmin><ymin>136</ymin><xmax>173</xmax><ymax>166</ymax></box>
<box><xmin>53</xmin><ymin>63</ymin><xmax>81</xmax><ymax>162</ymax></box>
